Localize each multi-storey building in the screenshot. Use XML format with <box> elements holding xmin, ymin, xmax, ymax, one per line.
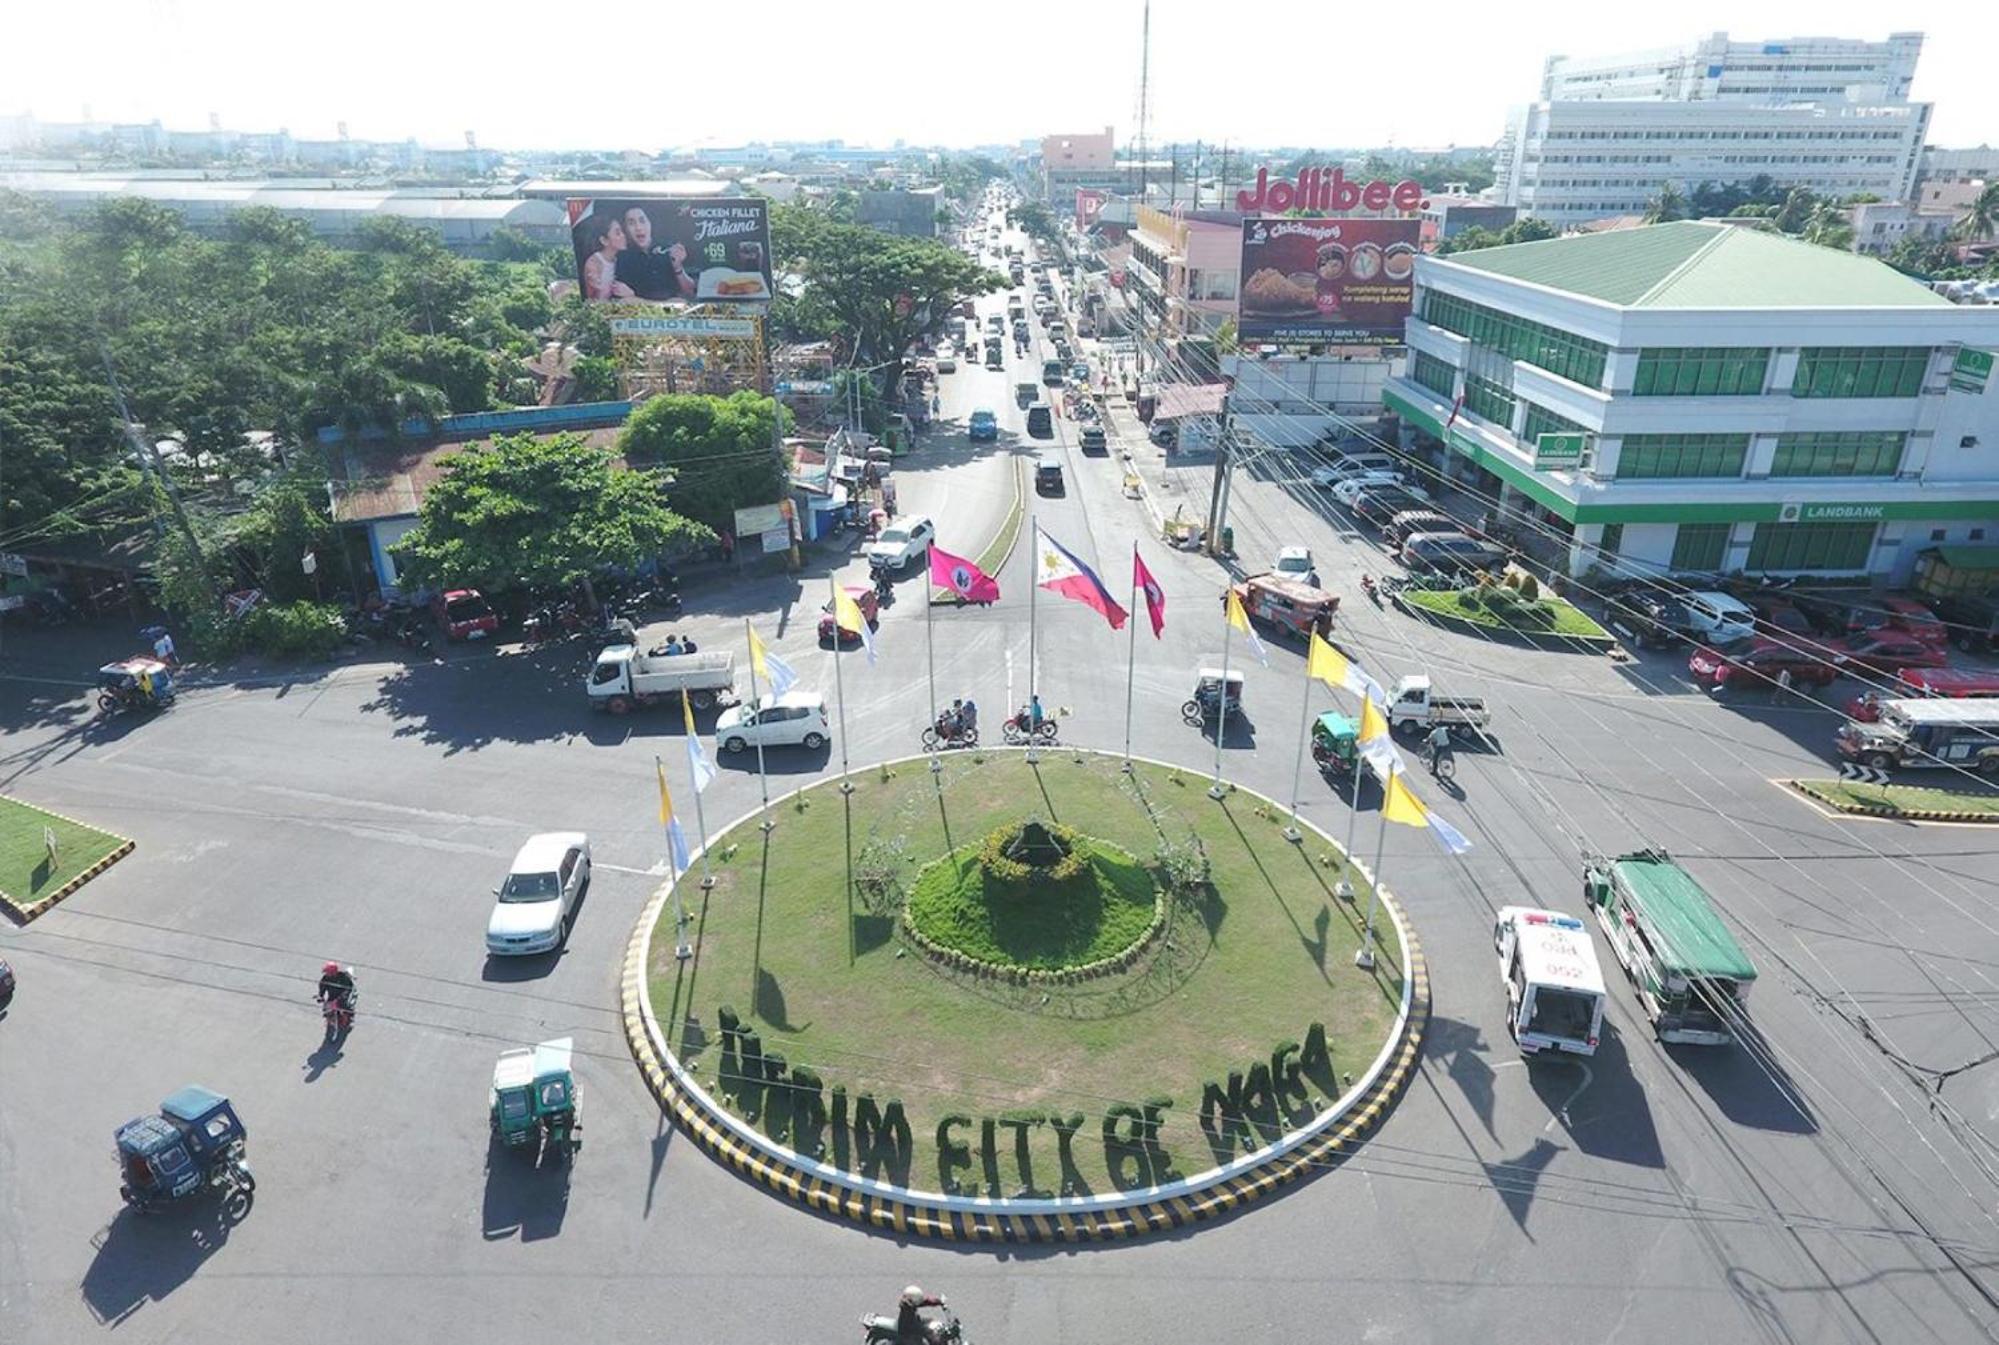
<box><xmin>1381</xmin><ymin>222</ymin><xmax>1999</xmax><ymax>580</ymax></box>
<box><xmin>1498</xmin><ymin>32</ymin><xmax>1931</xmax><ymax>225</ymax></box>
<box><xmin>1125</xmin><ymin>206</ymin><xmax>1241</xmax><ymax>340</ymax></box>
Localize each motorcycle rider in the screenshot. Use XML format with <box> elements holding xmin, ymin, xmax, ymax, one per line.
<box><xmin>1028</xmin><ymin>693</ymin><xmax>1046</xmax><ymax>732</ymax></box>
<box><xmin>959</xmin><ymin>697</ymin><xmax>978</xmax><ymax>737</ymax></box>
<box><xmin>895</xmin><ymin>1285</ymin><xmax>948</xmax><ymax>1343</ymax></box>
<box><xmin>316</xmin><ymin>961</ymin><xmax>356</xmax><ymax>1018</ymax></box>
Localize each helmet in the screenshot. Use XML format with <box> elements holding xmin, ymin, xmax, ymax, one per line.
<box><xmin>901</xmin><ymin>1286</ymin><xmax>925</xmax><ymax>1307</ymax></box>
<box><xmin>322</xmin><ymin>961</ymin><xmax>341</xmax><ymax>976</ymax></box>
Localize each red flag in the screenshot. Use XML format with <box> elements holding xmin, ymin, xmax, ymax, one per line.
<box><xmin>1133</xmin><ymin>547</ymin><xmax>1165</xmax><ymax>639</ymax></box>
<box><xmin>929</xmin><ymin>546</ymin><xmax>1000</xmax><ymax>604</ymax></box>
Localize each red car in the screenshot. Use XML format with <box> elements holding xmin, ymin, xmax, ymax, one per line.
<box><xmin>1688</xmin><ymin>640</ymin><xmax>1839</xmax><ymax>692</ymax></box>
<box><xmin>431</xmin><ymin>588</ymin><xmax>498</xmax><ymax>641</ymax></box>
<box><xmin>1852</xmin><ymin>597</ymin><xmax>1949</xmax><ymax>649</ymax></box>
<box><xmin>817</xmin><ymin>586</ymin><xmax>879</xmax><ymax>645</ymax></box>
<box><xmin>1825</xmin><ymin>632</ymin><xmax>1948</xmax><ymax>677</ymax></box>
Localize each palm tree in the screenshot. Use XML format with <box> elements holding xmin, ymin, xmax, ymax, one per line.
<box><xmin>1954</xmin><ymin>183</ymin><xmax>1999</xmax><ymax>242</ymax></box>
<box><xmin>1803</xmin><ymin>200</ymin><xmax>1851</xmax><ymax>250</ymax></box>
<box><xmin>1643</xmin><ymin>182</ymin><xmax>1687</xmax><ymax>224</ymax></box>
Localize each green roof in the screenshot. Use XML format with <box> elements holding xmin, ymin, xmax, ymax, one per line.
<box><xmin>1611</xmin><ymin>850</ymin><xmax>1758</xmax><ymax>982</ymax></box>
<box><xmin>1441</xmin><ymin>221</ymin><xmax>1954</xmax><ymax>310</ymax></box>
<box><xmin>1927</xmin><ymin>545</ymin><xmax>1999</xmax><ymax>573</ymax></box>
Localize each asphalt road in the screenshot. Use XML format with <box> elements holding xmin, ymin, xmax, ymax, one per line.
<box><xmin>5</xmin><ymin>209</ymin><xmax>1999</xmax><ymax>1344</ymax></box>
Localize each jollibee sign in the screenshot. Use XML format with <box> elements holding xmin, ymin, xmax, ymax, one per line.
<box><xmin>1236</xmin><ymin>166</ymin><xmax>1427</xmax><ymax>215</ymax></box>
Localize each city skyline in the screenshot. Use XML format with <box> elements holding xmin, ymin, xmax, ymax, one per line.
<box><xmin>2</xmin><ymin>2</ymin><xmax>1995</xmax><ymax>159</ymax></box>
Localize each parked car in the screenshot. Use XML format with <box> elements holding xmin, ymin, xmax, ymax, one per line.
<box><xmin>433</xmin><ymin>588</ymin><xmax>498</xmax><ymax>642</ymax></box>
<box><xmin>486</xmin><ymin>833</ymin><xmax>592</xmax><ymax>957</ymax></box>
<box><xmin>1688</xmin><ymin>640</ymin><xmax>1839</xmax><ymax>692</ymax></box>
<box><xmin>1273</xmin><ymin>546</ymin><xmax>1320</xmax><ymax>588</ymax></box>
<box><xmin>1078</xmin><ymin>426</ymin><xmax>1108</xmax><ymax>454</ymax></box>
<box><xmin>968</xmin><ymin>409</ymin><xmax>999</xmax><ymax>441</ymax></box>
<box><xmin>1826</xmin><ymin>632</ymin><xmax>1949</xmax><ymax>677</ymax></box>
<box><xmin>1350</xmin><ymin>487</ymin><xmax>1431</xmax><ymax>533</ymax></box>
<box><xmin>1749</xmin><ymin>596</ymin><xmax>1819</xmax><ymax>640</ymax></box>
<box><xmin>1384</xmin><ymin>508</ymin><xmax>1460</xmax><ymax>548</ymax></box>
<box><xmin>817</xmin><ymin>586</ymin><xmax>880</xmax><ymax>644</ymax></box>
<box><xmin>1682</xmin><ymin>591</ymin><xmax>1758</xmax><ymax>647</ymax></box>
<box><xmin>1042</xmin><ymin>359</ymin><xmax>1066</xmax><ymax>385</ymax></box>
<box><xmin>1931</xmin><ymin>591</ymin><xmax>1999</xmax><ymax>653</ymax></box>
<box><xmin>1402</xmin><ymin>532</ymin><xmax>1507</xmax><ymax>576</ymax></box>
<box><xmin>1605</xmin><ymin>591</ymin><xmax>1703</xmax><ymax>649</ymax></box>
<box><xmin>1844</xmin><ymin>597</ymin><xmax>1949</xmax><ymax>648</ymax></box>
<box><xmin>1332</xmin><ymin>472</ymin><xmax>1423</xmax><ymax>507</ymax></box>
<box><xmin>1310</xmin><ymin>452</ymin><xmax>1402</xmax><ymax>487</ymax></box>
<box><xmin>714</xmin><ymin>692</ymin><xmax>830</xmax><ymax>753</ymax></box>
<box><xmin>864</xmin><ymin>515</ymin><xmax>936</xmax><ymax>572</ymax></box>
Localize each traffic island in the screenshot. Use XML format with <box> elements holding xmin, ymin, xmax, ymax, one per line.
<box><xmin>1788</xmin><ymin>777</ymin><xmax>1999</xmax><ymax>823</ymax></box>
<box><xmin>621</xmin><ymin>749</ymin><xmax>1428</xmax><ymax>1241</ymax></box>
<box><xmin>1394</xmin><ymin>585</ymin><xmax>1614</xmax><ymax>649</ymax></box>
<box><xmin>0</xmin><ymin>797</ymin><xmax>135</xmax><ymax>922</ymax></box>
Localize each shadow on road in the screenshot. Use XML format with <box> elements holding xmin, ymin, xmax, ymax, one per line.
<box><xmin>81</xmin><ymin>1193</ymin><xmax>251</xmax><ymax>1325</ymax></box>
<box><xmin>1670</xmin><ymin>1029</ymin><xmax>1819</xmax><ymax>1134</ymax></box>
<box><xmin>481</xmin><ymin>1134</ymin><xmax>571</xmax><ymax>1242</ymax></box>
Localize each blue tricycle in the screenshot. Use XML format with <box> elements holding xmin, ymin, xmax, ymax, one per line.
<box><xmin>115</xmin><ymin>1085</ymin><xmax>254</xmax><ymax>1213</ymax></box>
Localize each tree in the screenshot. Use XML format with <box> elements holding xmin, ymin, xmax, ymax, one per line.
<box><xmin>1502</xmin><ymin>217</ymin><xmax>1559</xmax><ymax>245</ymax></box>
<box><xmin>391</xmin><ymin>431</ymin><xmax>709</xmax><ymax>598</ymax></box>
<box><xmin>1885</xmin><ymin>234</ymin><xmax>1962</xmax><ymax>279</ymax></box>
<box><xmin>1006</xmin><ymin>199</ymin><xmax>1057</xmax><ymax>243</ymax></box>
<box><xmin>1803</xmin><ymin>200</ymin><xmax>1852</xmax><ymax>251</ymax></box>
<box><xmin>485</xmin><ymin>225</ymin><xmax>546</xmax><ymax>263</ymax></box>
<box><xmin>1643</xmin><ymin>182</ymin><xmax>1688</xmax><ymax>224</ymax></box>
<box><xmin>1774</xmin><ymin>186</ymin><xmax>1818</xmax><ymax>234</ymax></box>
<box><xmin>1955</xmin><ymin>183</ymin><xmax>1999</xmax><ymax>242</ymax></box>
<box><xmin>618</xmin><ymin>391</ymin><xmax>790</xmax><ymax>533</ymax></box>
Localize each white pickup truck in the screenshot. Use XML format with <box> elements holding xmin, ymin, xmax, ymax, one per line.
<box><xmin>863</xmin><ymin>515</ymin><xmax>935</xmax><ymax>573</ymax></box>
<box><xmin>587</xmin><ymin>646</ymin><xmax>736</xmax><ymax>715</ymax></box>
<box><xmin>1386</xmin><ymin>673</ymin><xmax>1491</xmax><ymax>738</ymax></box>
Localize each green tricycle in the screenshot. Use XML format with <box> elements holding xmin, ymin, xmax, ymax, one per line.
<box><xmin>1310</xmin><ymin>710</ymin><xmax>1359</xmax><ymax>778</ymax></box>
<box><xmin>490</xmin><ymin>1037</ymin><xmax>581</xmax><ymax>1162</ymax></box>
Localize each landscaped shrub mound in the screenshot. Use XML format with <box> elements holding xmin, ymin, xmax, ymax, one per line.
<box><xmin>907</xmin><ymin>824</ymin><xmax>1157</xmax><ymax>971</ymax></box>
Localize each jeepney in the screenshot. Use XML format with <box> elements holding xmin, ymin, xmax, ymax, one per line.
<box><xmin>1583</xmin><ymin>850</ymin><xmax>1757</xmax><ymax>1046</ymax></box>
<box><xmin>1227</xmin><ymin>573</ymin><xmax>1338</xmax><ymax>643</ymax></box>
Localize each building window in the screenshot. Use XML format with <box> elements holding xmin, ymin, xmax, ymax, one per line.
<box><xmin>1791</xmin><ymin>347</ymin><xmax>1930</xmax><ymax>398</ymax></box>
<box><xmin>1931</xmin><ymin>529</ymin><xmax>1948</xmax><ymax>542</ymax></box>
<box><xmin>1598</xmin><ymin>523</ymin><xmax>1624</xmax><ymax>558</ymax></box>
<box><xmin>1420</xmin><ymin>290</ymin><xmax>1609</xmax><ymax>388</ymax></box>
<box><xmin>1631</xmin><ymin>347</ymin><xmax>1771</xmax><ymax>396</ymax></box>
<box><xmin>1769</xmin><ymin>431</ymin><xmax>1907</xmax><ymax>478</ymax></box>
<box><xmin>1671</xmin><ymin>522</ymin><xmax>1731</xmax><ymax>572</ymax></box>
<box><xmin>1614</xmin><ymin>434</ymin><xmax>1750</xmax><ymax>479</ymax></box>
<box><xmin>1746</xmin><ymin>521</ymin><xmax>1878</xmax><ymax>572</ymax></box>
<box><xmin>1411</xmin><ymin>351</ymin><xmax>1456</xmax><ymax>399</ymax></box>
<box><xmin>1520</xmin><ymin>401</ymin><xmax>1587</xmax><ymax>447</ymax></box>
<box><xmin>1462</xmin><ymin>373</ymin><xmax>1516</xmax><ymax>428</ymax></box>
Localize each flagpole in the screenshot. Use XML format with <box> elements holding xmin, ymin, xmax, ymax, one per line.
<box><xmin>1339</xmin><ymin>761</ymin><xmax>1364</xmax><ymax>900</ymax></box>
<box><xmin>1284</xmin><ymin>655</ymin><xmax>1313</xmax><ymax>843</ymax></box>
<box><xmin>1026</xmin><ymin>518</ymin><xmax>1038</xmax><ymax>762</ymax></box>
<box><xmin>743</xmin><ymin>619</ymin><xmax>773</xmax><ymax>831</ymax></box>
<box><xmin>1356</xmin><ymin>768</ymin><xmax>1391</xmax><ymax>971</ymax></box>
<box><xmin>830</xmin><ymin>574</ymin><xmax>852</xmax><ymax>795</ymax></box>
<box><xmin>658</xmin><ymin>755</ymin><xmax>693</xmax><ymax>960</ymax></box>
<box><xmin>1208</xmin><ymin>584</ymin><xmax>1236</xmax><ymax>797</ymax></box>
<box><xmin>1122</xmin><ymin>542</ymin><xmax>1138</xmax><ymax>770</ymax></box>
<box><xmin>925</xmin><ymin>569</ymin><xmax>940</xmax><ymax>770</ymax></box>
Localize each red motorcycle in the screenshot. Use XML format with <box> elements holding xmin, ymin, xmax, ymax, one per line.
<box><xmin>320</xmin><ymin>989</ymin><xmax>356</xmax><ymax>1038</ymax></box>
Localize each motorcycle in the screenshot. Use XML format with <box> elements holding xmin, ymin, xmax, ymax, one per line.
<box><xmin>393</xmin><ymin>614</ymin><xmax>433</xmax><ymax>653</ymax></box>
<box><xmin>1361</xmin><ymin>574</ymin><xmax>1380</xmax><ymax>607</ymax></box>
<box><xmin>1001</xmin><ymin>708</ymin><xmax>1058</xmax><ymax>745</ymax></box>
<box><xmin>861</xmin><ymin>1307</ymin><xmax>967</xmax><ymax>1344</ymax></box>
<box><xmin>921</xmin><ymin>714</ymin><xmax>979</xmax><ymax>751</ymax></box>
<box><xmin>320</xmin><ymin>988</ymin><xmax>357</xmax><ymax>1039</ymax></box>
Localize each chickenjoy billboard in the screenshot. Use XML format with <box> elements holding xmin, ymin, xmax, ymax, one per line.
<box><xmin>568</xmin><ymin>198</ymin><xmax>773</xmax><ymax>304</ymax></box>
<box><xmin>1237</xmin><ymin>216</ymin><xmax>1419</xmax><ymax>344</ymax></box>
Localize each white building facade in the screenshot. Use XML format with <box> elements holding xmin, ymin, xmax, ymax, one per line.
<box><xmin>1498</xmin><ymin>31</ymin><xmax>1931</xmax><ymax>225</ymax></box>
<box><xmin>1380</xmin><ymin>222</ymin><xmax>1999</xmax><ymax>581</ymax></box>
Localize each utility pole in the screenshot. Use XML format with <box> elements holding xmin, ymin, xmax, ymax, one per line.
<box><xmin>101</xmin><ymin>345</ymin><xmax>207</xmax><ymax>571</ymax></box>
<box><xmin>1193</xmin><ymin>140</ymin><xmax>1203</xmax><ymax>209</ymax></box>
<box><xmin>1136</xmin><ymin>0</ymin><xmax>1151</xmax><ymax>200</ymax></box>
<box><xmin>1204</xmin><ymin>394</ymin><xmax>1235</xmax><ymax>558</ymax></box>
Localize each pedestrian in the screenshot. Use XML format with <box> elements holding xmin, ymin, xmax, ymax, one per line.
<box><xmin>152</xmin><ymin>629</ymin><xmax>177</xmax><ymax>668</ymax></box>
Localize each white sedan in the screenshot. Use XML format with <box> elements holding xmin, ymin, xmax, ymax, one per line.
<box><xmin>486</xmin><ymin>832</ymin><xmax>592</xmax><ymax>956</ymax></box>
<box><xmin>1331</xmin><ymin>472</ymin><xmax>1427</xmax><ymax>507</ymax></box>
<box><xmin>714</xmin><ymin>692</ymin><xmax>830</xmax><ymax>753</ymax></box>
<box><xmin>1274</xmin><ymin>546</ymin><xmax>1320</xmax><ymax>587</ymax></box>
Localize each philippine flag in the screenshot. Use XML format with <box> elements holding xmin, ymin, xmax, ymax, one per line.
<box><xmin>929</xmin><ymin>546</ymin><xmax>1001</xmax><ymax>604</ymax></box>
<box><xmin>1035</xmin><ymin>527</ymin><xmax>1128</xmax><ymax>630</ymax></box>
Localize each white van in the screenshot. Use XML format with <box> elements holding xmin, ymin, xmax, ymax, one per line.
<box><xmin>1683</xmin><ymin>591</ymin><xmax>1757</xmax><ymax>646</ymax></box>
<box><xmin>1494</xmin><ymin>907</ymin><xmax>1607</xmax><ymax>1056</ymax></box>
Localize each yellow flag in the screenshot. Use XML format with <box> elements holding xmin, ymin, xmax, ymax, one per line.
<box><xmin>656</xmin><ymin>759</ymin><xmax>675</xmax><ymax>826</ymax></box>
<box><xmin>1358</xmin><ymin>695</ymin><xmax>1390</xmax><ymax>744</ymax></box>
<box><xmin>747</xmin><ymin>622</ymin><xmax>770</xmax><ymax>682</ymax></box>
<box><xmin>1225</xmin><ymin>588</ymin><xmax>1251</xmax><ymax>634</ymax></box>
<box><xmin>1307</xmin><ymin>633</ymin><xmax>1348</xmax><ymax>691</ymax></box>
<box><xmin>1381</xmin><ymin>769</ymin><xmax>1431</xmax><ymax>828</ymax></box>
<box><xmin>833</xmin><ymin>586</ymin><xmax>867</xmax><ymax>633</ymax></box>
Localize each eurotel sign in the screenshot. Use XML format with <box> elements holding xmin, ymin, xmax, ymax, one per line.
<box><xmin>1236</xmin><ymin>166</ymin><xmax>1428</xmax><ymax>215</ymax></box>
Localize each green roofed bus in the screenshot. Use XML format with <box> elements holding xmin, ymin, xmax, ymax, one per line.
<box><xmin>1583</xmin><ymin>849</ymin><xmax>1757</xmax><ymax>1047</ymax></box>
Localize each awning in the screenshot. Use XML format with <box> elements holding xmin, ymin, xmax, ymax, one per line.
<box><xmin>1149</xmin><ymin>383</ymin><xmax>1228</xmax><ymax>422</ymax></box>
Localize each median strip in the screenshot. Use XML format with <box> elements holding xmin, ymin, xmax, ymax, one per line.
<box><xmin>1787</xmin><ymin>777</ymin><xmax>1999</xmax><ymax>823</ymax></box>
<box><xmin>932</xmin><ymin>454</ymin><xmax>1026</xmax><ymax>605</ymax></box>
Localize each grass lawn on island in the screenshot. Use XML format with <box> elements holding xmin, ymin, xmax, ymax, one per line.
<box><xmin>1794</xmin><ymin>777</ymin><xmax>1999</xmax><ymax>819</ymax></box>
<box><xmin>1401</xmin><ymin>587</ymin><xmax>1610</xmax><ymax>641</ymax></box>
<box><xmin>649</xmin><ymin>752</ymin><xmax>1408</xmax><ymax>1196</ymax></box>
<box><xmin>0</xmin><ymin>797</ymin><xmax>127</xmax><ymax>913</ymax></box>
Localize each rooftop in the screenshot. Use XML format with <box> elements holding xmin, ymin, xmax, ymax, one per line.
<box><xmin>1437</xmin><ymin>221</ymin><xmax>1953</xmax><ymax>309</ymax></box>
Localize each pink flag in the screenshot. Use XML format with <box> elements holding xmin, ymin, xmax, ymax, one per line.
<box><xmin>929</xmin><ymin>546</ymin><xmax>1001</xmax><ymax>604</ymax></box>
<box><xmin>1133</xmin><ymin>547</ymin><xmax>1165</xmax><ymax>638</ymax></box>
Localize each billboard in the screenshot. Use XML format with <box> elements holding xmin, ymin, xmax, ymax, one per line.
<box><xmin>568</xmin><ymin>198</ymin><xmax>772</xmax><ymax>304</ymax></box>
<box><xmin>1237</xmin><ymin>217</ymin><xmax>1419</xmax><ymax>344</ymax></box>
<box><xmin>1075</xmin><ymin>188</ymin><xmax>1107</xmax><ymax>230</ymax></box>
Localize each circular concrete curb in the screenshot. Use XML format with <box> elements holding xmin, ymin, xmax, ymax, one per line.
<box><xmin>1786</xmin><ymin>778</ymin><xmax>1999</xmax><ymax>824</ymax></box>
<box><xmin>0</xmin><ymin>800</ymin><xmax>136</xmax><ymax>924</ymax></box>
<box><xmin>619</xmin><ymin>750</ymin><xmax>1431</xmax><ymax>1243</ymax></box>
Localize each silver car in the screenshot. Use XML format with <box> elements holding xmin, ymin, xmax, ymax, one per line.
<box><xmin>486</xmin><ymin>832</ymin><xmax>592</xmax><ymax>956</ymax></box>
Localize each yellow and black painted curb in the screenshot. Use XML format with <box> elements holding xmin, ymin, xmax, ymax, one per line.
<box><xmin>1787</xmin><ymin>778</ymin><xmax>1999</xmax><ymax>825</ymax></box>
<box><xmin>618</xmin><ymin>807</ymin><xmax>1430</xmax><ymax>1243</ymax></box>
<box><xmin>0</xmin><ymin>800</ymin><xmax>136</xmax><ymax>923</ymax></box>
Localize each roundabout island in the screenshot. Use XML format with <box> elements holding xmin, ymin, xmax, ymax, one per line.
<box><xmin>622</xmin><ymin>748</ymin><xmax>1429</xmax><ymax>1241</ymax></box>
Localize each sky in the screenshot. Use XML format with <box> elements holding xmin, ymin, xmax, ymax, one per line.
<box><xmin>3</xmin><ymin>1</ymin><xmax>1995</xmax><ymax>155</ymax></box>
